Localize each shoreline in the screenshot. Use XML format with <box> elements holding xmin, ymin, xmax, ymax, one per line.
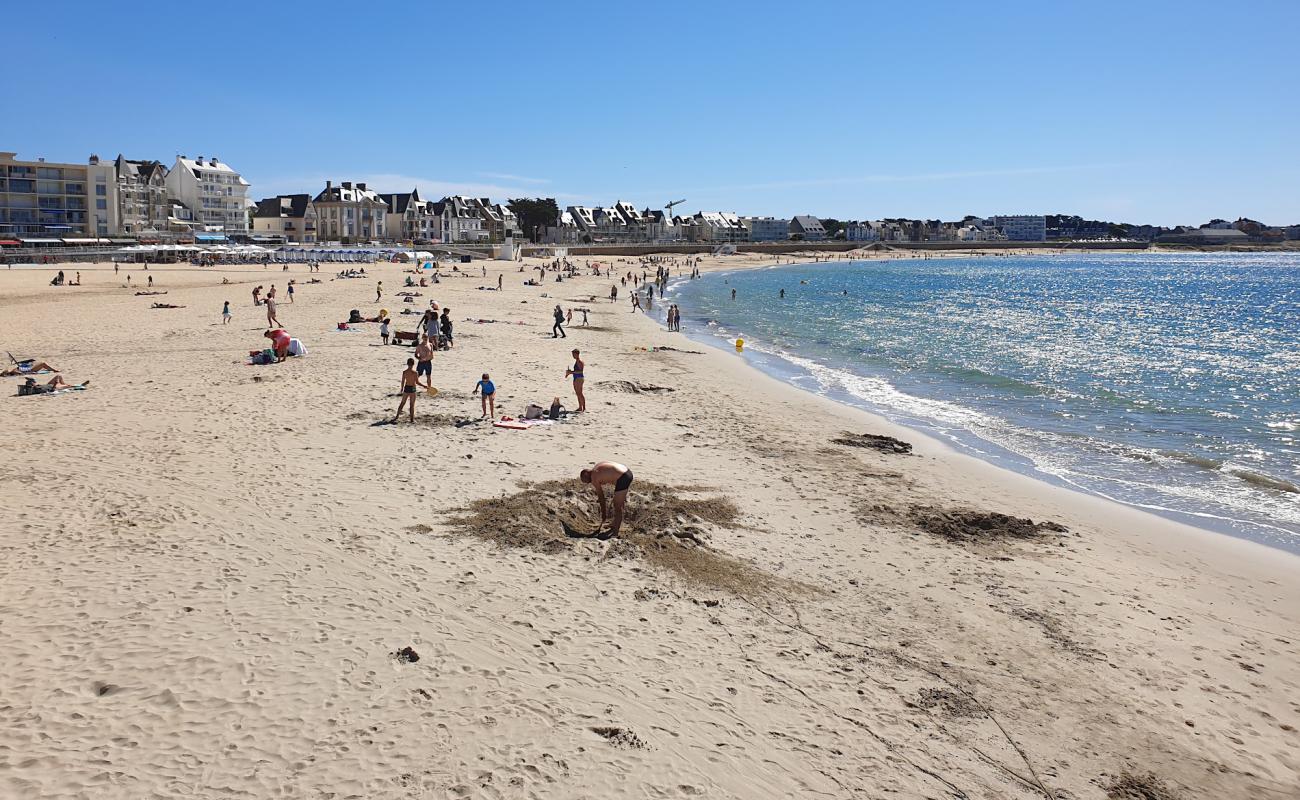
<box><xmin>2</xmin><ymin>254</ymin><xmax>1298</xmax><ymax>798</ymax></box>
<box><xmin>654</xmin><ymin>257</ymin><xmax>1300</xmax><ymax>554</ymax></box>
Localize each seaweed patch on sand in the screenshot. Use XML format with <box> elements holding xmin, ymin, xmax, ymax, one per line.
<box><xmin>447</xmin><ymin>480</ymin><xmax>798</xmax><ymax>596</ymax></box>
<box><xmin>832</xmin><ymin>432</ymin><xmax>913</xmax><ymax>455</ymax></box>
<box><xmin>594</xmin><ymin>380</ymin><xmax>675</xmax><ymax>394</ymax></box>
<box><xmin>1105</xmin><ymin>772</ymin><xmax>1181</xmax><ymax>800</ymax></box>
<box><xmin>908</xmin><ymin>507</ymin><xmax>1068</xmax><ymax>544</ymax></box>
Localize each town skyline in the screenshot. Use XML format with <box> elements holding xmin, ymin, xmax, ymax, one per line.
<box><xmin>4</xmin><ymin>0</ymin><xmax>1297</xmax><ymax>227</ymax></box>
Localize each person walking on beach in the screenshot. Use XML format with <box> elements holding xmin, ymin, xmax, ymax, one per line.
<box><xmin>376</xmin><ymin>281</ymin><xmax>383</xmax><ymax>302</ymax></box>
<box><xmin>287</xmin><ymin>282</ymin><xmax>295</xmax><ymax>303</ymax></box>
<box><xmin>266</xmin><ymin>294</ymin><xmax>281</xmax><ymax>328</ymax></box>
<box><xmin>392</xmin><ymin>357</ymin><xmax>419</xmax><ymax>423</ymax></box>
<box><xmin>222</xmin><ymin>300</ymin><xmax>231</xmax><ymax>325</ymax></box>
<box><xmin>610</xmin><ymin>285</ymin><xmax>618</xmax><ymax>303</ymax></box>
<box><xmin>474</xmin><ymin>373</ymin><xmax>496</xmax><ymax>418</ymax></box>
<box><xmin>552</xmin><ymin>304</ymin><xmax>566</xmax><ymax>338</ymax></box>
<box><xmin>566</xmin><ymin>349</ymin><xmax>586</xmax><ymax>412</ymax></box>
<box><xmin>579</xmin><ymin>461</ymin><xmax>633</xmax><ymax>539</ymax></box>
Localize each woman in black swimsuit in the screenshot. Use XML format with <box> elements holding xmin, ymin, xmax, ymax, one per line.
<box><xmin>564</xmin><ymin>349</ymin><xmax>586</xmax><ymax>412</ymax></box>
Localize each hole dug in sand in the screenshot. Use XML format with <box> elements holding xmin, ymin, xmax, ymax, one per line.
<box><xmin>448</xmin><ymin>480</ymin><xmax>795</xmax><ymax>596</ymax></box>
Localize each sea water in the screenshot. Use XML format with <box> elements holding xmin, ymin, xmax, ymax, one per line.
<box><xmin>660</xmin><ymin>252</ymin><xmax>1300</xmax><ymax>552</ymax></box>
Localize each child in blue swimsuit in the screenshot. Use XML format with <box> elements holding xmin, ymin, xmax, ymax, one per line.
<box><xmin>474</xmin><ymin>373</ymin><xmax>496</xmax><ymax>418</ymax></box>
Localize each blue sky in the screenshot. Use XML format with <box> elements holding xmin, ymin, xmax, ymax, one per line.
<box><xmin>3</xmin><ymin>0</ymin><xmax>1297</xmax><ymax>226</ymax></box>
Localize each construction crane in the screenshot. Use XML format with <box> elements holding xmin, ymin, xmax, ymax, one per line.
<box><xmin>664</xmin><ymin>199</ymin><xmax>686</xmax><ymax>218</ymax></box>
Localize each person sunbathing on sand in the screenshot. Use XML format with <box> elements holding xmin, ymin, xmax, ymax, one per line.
<box><xmin>21</xmin><ymin>375</ymin><xmax>89</xmax><ymax>394</ymax></box>
<box><xmin>2</xmin><ymin>361</ymin><xmax>59</xmax><ymax>376</ymax></box>
<box><xmin>580</xmin><ymin>461</ymin><xmax>633</xmax><ymax>539</ymax></box>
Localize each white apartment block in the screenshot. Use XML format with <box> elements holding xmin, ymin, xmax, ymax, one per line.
<box><xmin>741</xmin><ymin>216</ymin><xmax>790</xmax><ymax>242</ymax></box>
<box><xmin>166</xmin><ymin>155</ymin><xmax>250</xmax><ymax>233</ymax></box>
<box><xmin>989</xmin><ymin>215</ymin><xmax>1046</xmax><ymax>242</ymax></box>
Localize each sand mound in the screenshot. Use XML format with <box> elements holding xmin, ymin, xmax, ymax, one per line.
<box><xmin>832</xmin><ymin>432</ymin><xmax>913</xmax><ymax>454</ymax></box>
<box><xmin>595</xmin><ymin>380</ymin><xmax>675</xmax><ymax>394</ymax></box>
<box><xmin>448</xmin><ymin>480</ymin><xmax>790</xmax><ymax>595</ymax></box>
<box><xmin>1106</xmin><ymin>772</ymin><xmax>1181</xmax><ymax>800</ymax></box>
<box><xmin>909</xmin><ymin>507</ymin><xmax>1068</xmax><ymax>543</ymax></box>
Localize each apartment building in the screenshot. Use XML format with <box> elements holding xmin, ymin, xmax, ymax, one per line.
<box><xmin>741</xmin><ymin>216</ymin><xmax>790</xmax><ymax>242</ymax></box>
<box><xmin>313</xmin><ymin>181</ymin><xmax>387</xmax><ymax>241</ymax></box>
<box><xmin>989</xmin><ymin>214</ymin><xmax>1047</xmax><ymax>242</ymax></box>
<box><xmin>253</xmin><ymin>194</ymin><xmax>317</xmax><ymax>243</ymax></box>
<box><xmin>166</xmin><ymin>155</ymin><xmax>250</xmax><ymax>234</ymax></box>
<box><xmin>0</xmin><ymin>151</ymin><xmax>99</xmax><ymax>238</ymax></box>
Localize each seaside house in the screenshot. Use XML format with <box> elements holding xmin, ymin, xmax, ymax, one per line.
<box><xmin>0</xmin><ymin>151</ymin><xmax>100</xmax><ymax>239</ymax></box>
<box><xmin>465</xmin><ymin>198</ymin><xmax>519</xmax><ymax>242</ymax></box>
<box><xmin>640</xmin><ymin>208</ymin><xmax>679</xmax><ymax>243</ymax></box>
<box><xmin>789</xmin><ymin>215</ymin><xmax>826</xmax><ymax>241</ymax></box>
<box><xmin>379</xmin><ymin>189</ymin><xmax>438</xmax><ymax>243</ymax></box>
<box><xmin>741</xmin><ymin>216</ymin><xmax>790</xmax><ymax>242</ymax></box>
<box><xmin>843</xmin><ymin>221</ymin><xmax>879</xmax><ymax>242</ymax></box>
<box><xmin>165</xmin><ymin>156</ymin><xmax>250</xmax><ymax>234</ymax></box>
<box><xmin>434</xmin><ymin>196</ymin><xmax>487</xmax><ymax>243</ymax></box>
<box><xmin>690</xmin><ymin>212</ymin><xmax>749</xmax><ymax>243</ymax></box>
<box><xmin>252</xmin><ymin>194</ymin><xmax>317</xmax><ymax>243</ymax></box>
<box><xmin>312</xmin><ymin>181</ymin><xmax>387</xmax><ymax>242</ymax></box>
<box><xmin>106</xmin><ymin>155</ymin><xmax>170</xmax><ymax>238</ymax></box>
<box><xmin>542</xmin><ymin>210</ymin><xmax>582</xmax><ymax>244</ymax></box>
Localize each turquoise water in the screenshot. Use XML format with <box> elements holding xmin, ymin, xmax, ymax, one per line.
<box><xmin>661</xmin><ymin>253</ymin><xmax>1300</xmax><ymax>552</ymax></box>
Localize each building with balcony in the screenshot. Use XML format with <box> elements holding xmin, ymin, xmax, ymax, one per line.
<box><xmin>741</xmin><ymin>216</ymin><xmax>790</xmax><ymax>242</ymax></box>
<box><xmin>165</xmin><ymin>155</ymin><xmax>250</xmax><ymax>234</ymax></box>
<box><xmin>253</xmin><ymin>194</ymin><xmax>317</xmax><ymax>243</ymax></box>
<box><xmin>989</xmin><ymin>214</ymin><xmax>1047</xmax><ymax>242</ymax></box>
<box><xmin>0</xmin><ymin>151</ymin><xmax>101</xmax><ymax>238</ymax></box>
<box><xmin>313</xmin><ymin>181</ymin><xmax>387</xmax><ymax>241</ymax></box>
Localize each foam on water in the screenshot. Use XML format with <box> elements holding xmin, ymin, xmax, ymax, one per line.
<box><xmin>663</xmin><ymin>252</ymin><xmax>1300</xmax><ymax>552</ymax></box>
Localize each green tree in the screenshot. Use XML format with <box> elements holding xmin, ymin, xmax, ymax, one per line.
<box><xmin>820</xmin><ymin>218</ymin><xmax>845</xmax><ymax>238</ymax></box>
<box><xmin>507</xmin><ymin>198</ymin><xmax>561</xmax><ymax>242</ymax></box>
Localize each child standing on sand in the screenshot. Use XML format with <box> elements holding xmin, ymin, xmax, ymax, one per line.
<box><xmin>380</xmin><ymin>318</ymin><xmax>391</xmax><ymax>345</ymax></box>
<box><xmin>222</xmin><ymin>301</ymin><xmax>231</xmax><ymax>325</ymax></box>
<box><xmin>473</xmin><ymin>373</ymin><xmax>497</xmax><ymax>418</ymax></box>
<box><xmin>392</xmin><ymin>358</ymin><xmax>419</xmax><ymax>423</ymax></box>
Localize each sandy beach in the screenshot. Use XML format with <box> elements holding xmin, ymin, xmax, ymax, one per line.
<box><xmin>1</xmin><ymin>252</ymin><xmax>1297</xmax><ymax>799</ymax></box>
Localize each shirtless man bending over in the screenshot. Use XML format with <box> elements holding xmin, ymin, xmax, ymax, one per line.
<box><xmin>579</xmin><ymin>461</ymin><xmax>633</xmax><ymax>539</ymax></box>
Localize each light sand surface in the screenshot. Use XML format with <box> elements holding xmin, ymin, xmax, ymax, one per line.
<box><xmin>1</xmin><ymin>254</ymin><xmax>1297</xmax><ymax>799</ymax></box>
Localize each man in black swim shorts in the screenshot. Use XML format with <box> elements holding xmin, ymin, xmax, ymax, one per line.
<box><xmin>579</xmin><ymin>461</ymin><xmax>633</xmax><ymax>538</ymax></box>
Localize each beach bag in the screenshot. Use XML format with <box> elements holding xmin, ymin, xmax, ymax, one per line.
<box><xmin>337</xmin><ymin>322</ymin><xmax>349</xmax><ymax>330</ymax></box>
<box><xmin>524</xmin><ymin>404</ymin><xmax>545</xmax><ymax>420</ymax></box>
<box><xmin>348</xmin><ymin>309</ymin><xmax>363</xmax><ymax>323</ymax></box>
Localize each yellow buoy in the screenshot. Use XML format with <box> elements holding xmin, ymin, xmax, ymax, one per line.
<box><xmin>735</xmin><ymin>338</ymin><xmax>745</xmax><ymax>352</ymax></box>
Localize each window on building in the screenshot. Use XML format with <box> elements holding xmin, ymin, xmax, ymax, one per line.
<box><xmin>96</xmin><ymin>199</ymin><xmax>107</xmax><ymax>210</ymax></box>
<box><xmin>96</xmin><ymin>185</ymin><xmax>106</xmax><ymax>196</ymax></box>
